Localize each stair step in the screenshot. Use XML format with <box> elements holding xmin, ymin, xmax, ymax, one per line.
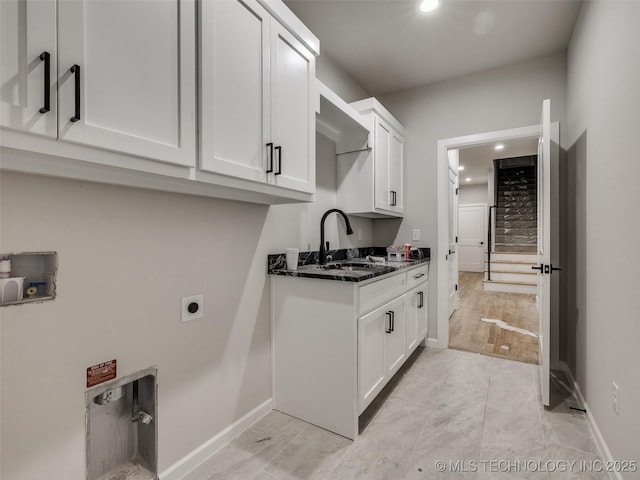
<box><xmin>483</xmin><ymin>280</ymin><xmax>538</xmax><ymax>294</ymax></box>
<box><xmin>485</xmin><ymin>271</ymin><xmax>537</xmax><ymax>282</ymax></box>
<box><xmin>495</xmin><ymin>221</ymin><xmax>537</xmax><ymax>228</ymax></box>
<box><xmin>494</xmin><ymin>246</ymin><xmax>538</xmax><ymax>253</ymax></box>
<box><xmin>485</xmin><ymin>261</ymin><xmax>537</xmax><ymax>273</ymax></box>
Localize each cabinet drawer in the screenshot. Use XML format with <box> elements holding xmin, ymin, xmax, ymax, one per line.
<box><xmin>358</xmin><ymin>273</ymin><xmax>407</xmax><ymax>316</ymax></box>
<box><xmin>407</xmin><ymin>265</ymin><xmax>428</xmax><ymax>290</ymax></box>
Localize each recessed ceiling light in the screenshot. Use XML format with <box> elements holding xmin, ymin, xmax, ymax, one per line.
<box><xmin>465</xmin><ymin>177</ymin><xmax>472</xmax><ymax>182</ymax></box>
<box><xmin>458</xmin><ymin>165</ymin><xmax>464</xmax><ymax>171</ymax></box>
<box><xmin>494</xmin><ymin>144</ymin><xmax>505</xmax><ymax>151</ymax></box>
<box><xmin>418</xmin><ymin>0</ymin><xmax>440</xmax><ymax>14</ymax></box>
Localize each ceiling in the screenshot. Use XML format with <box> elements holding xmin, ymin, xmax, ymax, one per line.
<box><xmin>285</xmin><ymin>0</ymin><xmax>582</xmax><ymax>96</ymax></box>
<box><xmin>458</xmin><ymin>136</ymin><xmax>538</xmax><ymax>185</ymax></box>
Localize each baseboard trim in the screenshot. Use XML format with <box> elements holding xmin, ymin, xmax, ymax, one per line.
<box><xmin>427</xmin><ymin>337</ymin><xmax>447</xmax><ymax>349</ymax></box>
<box><xmin>560</xmin><ymin>362</ymin><xmax>621</xmax><ymax>480</ymax></box>
<box><xmin>159</xmin><ymin>398</ymin><xmax>273</xmax><ymax>480</ymax></box>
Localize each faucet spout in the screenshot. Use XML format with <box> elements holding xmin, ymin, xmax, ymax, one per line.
<box><xmin>319</xmin><ymin>209</ymin><xmax>354</xmax><ymax>265</ymax></box>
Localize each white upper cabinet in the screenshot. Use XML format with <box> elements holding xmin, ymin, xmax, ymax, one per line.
<box><xmin>56</xmin><ymin>0</ymin><xmax>196</xmax><ymax>166</ymax></box>
<box><xmin>0</xmin><ymin>0</ymin><xmax>57</xmax><ymax>138</ymax></box>
<box><xmin>337</xmin><ymin>98</ymin><xmax>405</xmax><ymax>218</ymax></box>
<box><xmin>1</xmin><ymin>0</ymin><xmax>318</xmax><ymax>204</ymax></box>
<box><xmin>200</xmin><ymin>0</ymin><xmax>316</xmax><ymax>195</ymax></box>
<box><xmin>200</xmin><ymin>0</ymin><xmax>269</xmax><ymax>183</ymax></box>
<box><xmin>1</xmin><ymin>0</ymin><xmax>196</xmax><ymax>167</ymax></box>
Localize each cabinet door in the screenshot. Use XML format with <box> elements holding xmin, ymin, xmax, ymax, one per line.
<box><xmin>56</xmin><ymin>0</ymin><xmax>196</xmax><ymax>166</ymax></box>
<box><xmin>270</xmin><ymin>20</ymin><xmax>315</xmax><ymax>194</ymax></box>
<box><xmin>358</xmin><ymin>307</ymin><xmax>387</xmax><ymax>414</ymax></box>
<box><xmin>200</xmin><ymin>0</ymin><xmax>270</xmax><ymax>182</ymax></box>
<box><xmin>418</xmin><ymin>283</ymin><xmax>428</xmax><ymax>339</ymax></box>
<box><xmin>406</xmin><ymin>283</ymin><xmax>428</xmax><ymax>354</ymax></box>
<box><xmin>405</xmin><ymin>289</ymin><xmax>419</xmax><ymax>354</ymax></box>
<box><xmin>0</xmin><ymin>0</ymin><xmax>57</xmax><ymax>138</ymax></box>
<box><xmin>389</xmin><ymin>130</ymin><xmax>404</xmax><ymax>213</ymax></box>
<box><xmin>373</xmin><ymin>117</ymin><xmax>391</xmax><ymax>211</ymax></box>
<box><xmin>385</xmin><ymin>298</ymin><xmax>406</xmax><ymax>376</ymax></box>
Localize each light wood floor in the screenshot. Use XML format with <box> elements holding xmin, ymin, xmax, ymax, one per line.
<box><xmin>449</xmin><ymin>272</ymin><xmax>539</xmax><ymax>364</ymax></box>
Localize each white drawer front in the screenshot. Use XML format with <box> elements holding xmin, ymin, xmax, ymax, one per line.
<box><xmin>407</xmin><ymin>265</ymin><xmax>428</xmax><ymax>289</ymax></box>
<box><xmin>358</xmin><ymin>273</ymin><xmax>407</xmax><ymax>316</ymax></box>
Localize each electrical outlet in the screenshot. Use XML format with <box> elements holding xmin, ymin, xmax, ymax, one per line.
<box><xmin>612</xmin><ymin>382</ymin><xmax>619</xmax><ymax>415</ymax></box>
<box><xmin>181</xmin><ymin>294</ymin><xmax>203</xmax><ymax>322</ymax></box>
<box><xmin>412</xmin><ymin>229</ymin><xmax>421</xmax><ymax>241</ymax></box>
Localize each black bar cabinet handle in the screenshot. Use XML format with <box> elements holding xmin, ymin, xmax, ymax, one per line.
<box><xmin>39</xmin><ymin>52</ymin><xmax>50</xmax><ymax>113</ymax></box>
<box><xmin>266</xmin><ymin>142</ymin><xmax>273</xmax><ymax>173</ymax></box>
<box><xmin>390</xmin><ymin>190</ymin><xmax>397</xmax><ymax>206</ymax></box>
<box><xmin>390</xmin><ymin>310</ymin><xmax>395</xmax><ymax>332</ymax></box>
<box><xmin>70</xmin><ymin>64</ymin><xmax>80</xmax><ymax>122</ymax></box>
<box><xmin>275</xmin><ymin>146</ymin><xmax>282</xmax><ymax>175</ymax></box>
<box><xmin>385</xmin><ymin>312</ymin><xmax>392</xmax><ymax>334</ymax></box>
<box><xmin>418</xmin><ymin>291</ymin><xmax>424</xmax><ymax>308</ymax></box>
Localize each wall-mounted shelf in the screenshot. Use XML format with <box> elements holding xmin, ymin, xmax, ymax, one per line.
<box><xmin>0</xmin><ymin>252</ymin><xmax>57</xmax><ymax>306</ymax></box>
<box><xmin>315</xmin><ymin>80</ymin><xmax>370</xmax><ymax>155</ymax></box>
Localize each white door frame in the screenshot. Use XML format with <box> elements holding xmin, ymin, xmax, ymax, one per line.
<box><xmin>433</xmin><ymin>124</ymin><xmax>541</xmax><ymax>349</ymax></box>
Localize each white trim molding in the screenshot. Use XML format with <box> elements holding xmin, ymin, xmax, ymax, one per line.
<box><xmin>560</xmin><ymin>362</ymin><xmax>622</xmax><ymax>480</ymax></box>
<box><xmin>160</xmin><ymin>399</ymin><xmax>273</xmax><ymax>480</ymax></box>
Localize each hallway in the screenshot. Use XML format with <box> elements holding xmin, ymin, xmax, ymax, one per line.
<box><xmin>449</xmin><ymin>272</ymin><xmax>539</xmax><ymax>364</ymax></box>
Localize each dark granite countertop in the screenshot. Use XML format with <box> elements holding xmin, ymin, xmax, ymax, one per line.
<box><xmin>268</xmin><ymin>247</ymin><xmax>430</xmax><ymax>283</ymax></box>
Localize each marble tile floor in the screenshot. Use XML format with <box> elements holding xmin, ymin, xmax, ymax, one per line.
<box><xmin>183</xmin><ymin>348</ymin><xmax>605</xmax><ymax>480</ymax></box>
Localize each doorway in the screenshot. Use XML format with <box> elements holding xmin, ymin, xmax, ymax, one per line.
<box><xmin>450</xmin><ymin>138</ymin><xmax>541</xmax><ymax>364</ymax></box>
<box><xmin>436</xmin><ymin>107</ymin><xmax>560</xmax><ymax>405</ymax></box>
<box><xmin>435</xmin><ymin>123</ymin><xmax>541</xmax><ymax>350</ymax></box>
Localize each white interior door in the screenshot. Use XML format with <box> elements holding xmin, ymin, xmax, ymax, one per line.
<box><xmin>537</xmin><ymin>99</ymin><xmax>552</xmax><ymax>406</ymax></box>
<box><xmin>458</xmin><ymin>204</ymin><xmax>486</xmax><ymax>272</ymax></box>
<box><xmin>448</xmin><ymin>150</ymin><xmax>459</xmax><ymax>317</ymax></box>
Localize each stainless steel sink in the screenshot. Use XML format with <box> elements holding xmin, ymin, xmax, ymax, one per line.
<box><xmin>316</xmin><ymin>261</ymin><xmax>390</xmax><ymax>273</ymax></box>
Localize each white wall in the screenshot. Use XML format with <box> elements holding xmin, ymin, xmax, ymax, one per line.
<box><xmin>565</xmin><ymin>1</ymin><xmax>640</xmax><ymax>472</ymax></box>
<box><xmin>0</xmin><ymin>60</ymin><xmax>371</xmax><ymax>479</ymax></box>
<box><xmin>459</xmin><ymin>183</ymin><xmax>490</xmax><ymax>206</ymax></box>
<box><xmin>374</xmin><ymin>52</ymin><xmax>567</xmax><ymax>340</ymax></box>
<box><xmin>316</xmin><ymin>52</ymin><xmax>370</xmax><ymax>103</ymax></box>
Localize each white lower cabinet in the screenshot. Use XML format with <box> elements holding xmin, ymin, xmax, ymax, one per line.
<box><xmin>406</xmin><ymin>283</ymin><xmax>428</xmax><ymax>355</ymax></box>
<box><xmin>272</xmin><ymin>262</ymin><xmax>429</xmax><ymax>439</ymax></box>
<box><xmin>358</xmin><ymin>295</ymin><xmax>406</xmax><ymax>414</ymax></box>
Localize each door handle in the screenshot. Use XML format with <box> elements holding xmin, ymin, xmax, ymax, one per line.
<box><xmin>390</xmin><ymin>310</ymin><xmax>395</xmax><ymax>332</ymax></box>
<box><xmin>70</xmin><ymin>64</ymin><xmax>81</xmax><ymax>122</ymax></box>
<box><xmin>39</xmin><ymin>52</ymin><xmax>50</xmax><ymax>113</ymax></box>
<box><xmin>418</xmin><ymin>291</ymin><xmax>424</xmax><ymax>308</ymax></box>
<box><xmin>549</xmin><ymin>265</ymin><xmax>563</xmax><ymax>274</ymax></box>
<box><xmin>385</xmin><ymin>312</ymin><xmax>392</xmax><ymax>333</ymax></box>
<box><xmin>390</xmin><ymin>190</ymin><xmax>397</xmax><ymax>206</ymax></box>
<box><xmin>266</xmin><ymin>143</ymin><xmax>273</xmax><ymax>173</ymax></box>
<box><xmin>274</xmin><ymin>146</ymin><xmax>282</xmax><ymax>175</ymax></box>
